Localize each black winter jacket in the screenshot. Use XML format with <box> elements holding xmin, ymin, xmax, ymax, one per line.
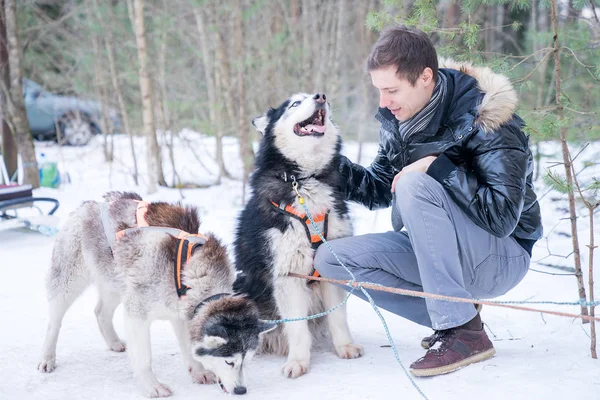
<box><xmin>340</xmin><ymin>60</ymin><xmax>543</xmax><ymax>255</ymax></box>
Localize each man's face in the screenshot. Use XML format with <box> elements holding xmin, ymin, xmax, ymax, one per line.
<box><xmin>370</xmin><ymin>66</ymin><xmax>435</xmax><ymax>122</ymax></box>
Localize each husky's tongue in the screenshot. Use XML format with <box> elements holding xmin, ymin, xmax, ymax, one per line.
<box><xmin>304</xmin><ymin>124</ymin><xmax>326</xmax><ymax>133</ymax></box>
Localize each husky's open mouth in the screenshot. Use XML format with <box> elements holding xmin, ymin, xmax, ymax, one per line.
<box><xmin>294</xmin><ymin>109</ymin><xmax>326</xmax><ymax>137</ymax></box>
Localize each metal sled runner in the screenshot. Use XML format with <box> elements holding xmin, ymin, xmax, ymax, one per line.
<box><xmin>0</xmin><ymin>183</ymin><xmax>60</xmax><ymax>235</ymax></box>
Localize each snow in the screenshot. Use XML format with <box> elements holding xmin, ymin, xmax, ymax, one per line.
<box><xmin>0</xmin><ymin>133</ymin><xmax>598</xmax><ymax>400</ymax></box>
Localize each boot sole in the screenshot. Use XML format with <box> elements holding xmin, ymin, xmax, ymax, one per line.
<box><xmin>410</xmin><ymin>348</ymin><xmax>496</xmax><ymax>377</ymax></box>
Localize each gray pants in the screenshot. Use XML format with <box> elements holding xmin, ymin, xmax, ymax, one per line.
<box><xmin>314</xmin><ymin>172</ymin><xmax>530</xmax><ymax>330</ymax></box>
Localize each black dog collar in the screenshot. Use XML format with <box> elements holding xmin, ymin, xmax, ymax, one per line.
<box><xmin>193</xmin><ymin>293</ymin><xmax>232</xmax><ymax>314</ymax></box>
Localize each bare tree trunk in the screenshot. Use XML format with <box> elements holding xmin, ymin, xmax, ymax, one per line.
<box><xmin>235</xmin><ymin>0</ymin><xmax>253</xmax><ymax>203</ymax></box>
<box><xmin>131</xmin><ymin>0</ymin><xmax>166</xmax><ymax>192</ymax></box>
<box><xmin>495</xmin><ymin>4</ymin><xmax>505</xmax><ymax>52</ymax></box>
<box><xmin>587</xmin><ymin>208</ymin><xmax>597</xmax><ymax>358</ymax></box>
<box><xmin>531</xmin><ymin>0</ymin><xmax>548</xmax><ymax>182</ymax></box>
<box><xmin>194</xmin><ymin>6</ymin><xmax>223</xmax><ymax>182</ymax></box>
<box><xmin>291</xmin><ymin>0</ymin><xmax>299</xmax><ymax>25</ymax></box>
<box><xmin>194</xmin><ymin>7</ymin><xmax>216</xmax><ymax>126</ymax></box>
<box><xmin>213</xmin><ymin>48</ymin><xmax>226</xmax><ymax>184</ymax></box>
<box><xmin>0</xmin><ymin>0</ymin><xmax>17</xmax><ymax>182</ymax></box>
<box><xmin>4</xmin><ymin>0</ymin><xmax>39</xmax><ymax>188</ymax></box>
<box><xmin>102</xmin><ymin>1</ymin><xmax>139</xmax><ymax>185</ymax></box>
<box><xmin>532</xmin><ymin>1</ymin><xmax>550</xmax><ymax>109</ymax></box>
<box><xmin>206</xmin><ymin>5</ymin><xmax>231</xmax><ymax>182</ymax></box>
<box><xmin>302</xmin><ymin>0</ymin><xmax>315</xmax><ymax>90</ymax></box>
<box><xmin>549</xmin><ymin>0</ymin><xmax>589</xmax><ymax>321</ymax></box>
<box><xmin>90</xmin><ymin>33</ymin><xmax>112</xmax><ymax>163</ymax></box>
<box><xmin>155</xmin><ymin>16</ymin><xmax>181</xmax><ymax>188</ymax></box>
<box><xmin>329</xmin><ymin>0</ymin><xmax>345</xmax><ymax>100</ymax></box>
<box><xmin>268</xmin><ymin>5</ymin><xmax>282</xmax><ymax>106</ymax></box>
<box><xmin>356</xmin><ymin>0</ymin><xmax>375</xmax><ymax>164</ymax></box>
<box><xmin>315</xmin><ymin>1</ymin><xmax>335</xmax><ymax>93</ymax></box>
<box><xmin>214</xmin><ymin>15</ymin><xmax>236</xmax><ymax>128</ymax></box>
<box><xmin>446</xmin><ymin>0</ymin><xmax>460</xmax><ymax>29</ymax></box>
<box><xmin>484</xmin><ymin>5</ymin><xmax>492</xmax><ymax>55</ymax></box>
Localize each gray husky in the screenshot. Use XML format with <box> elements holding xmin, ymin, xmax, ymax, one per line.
<box><xmin>37</xmin><ymin>192</ymin><xmax>274</xmax><ymax>397</ymax></box>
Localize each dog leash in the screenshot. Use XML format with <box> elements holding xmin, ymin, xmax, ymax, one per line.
<box><xmin>193</xmin><ymin>293</ymin><xmax>232</xmax><ymax>314</ymax></box>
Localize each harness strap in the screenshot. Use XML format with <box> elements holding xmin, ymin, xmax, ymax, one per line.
<box><xmin>115</xmin><ymin>226</ymin><xmax>208</xmax><ymax>298</ymax></box>
<box><xmin>99</xmin><ymin>202</ymin><xmax>117</xmax><ymax>251</ymax></box>
<box><xmin>135</xmin><ymin>201</ymin><xmax>150</xmax><ymax>227</ymax></box>
<box><xmin>114</xmin><ymin>200</ymin><xmax>150</xmax><ymax>240</ymax></box>
<box><xmin>175</xmin><ymin>237</ymin><xmax>204</xmax><ymax>297</ymax></box>
<box><xmin>308</xmin><ymin>267</ymin><xmax>321</xmax><ymax>280</ymax></box>
<box><xmin>193</xmin><ymin>293</ymin><xmax>232</xmax><ymax>315</ymax></box>
<box><xmin>269</xmin><ymin>200</ymin><xmax>328</xmax><ymax>284</ymax></box>
<box><xmin>116</xmin><ymin>226</ymin><xmax>207</xmax><ymax>244</ymax></box>
<box><xmin>269</xmin><ymin>200</ymin><xmax>328</xmax><ymax>250</ymax></box>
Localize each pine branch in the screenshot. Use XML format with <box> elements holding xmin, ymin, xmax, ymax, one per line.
<box><xmin>513</xmin><ymin>51</ymin><xmax>553</xmax><ymax>83</ymax></box>
<box><xmin>560</xmin><ymin>46</ymin><xmax>600</xmax><ymax>83</ymax></box>
<box><xmin>508</xmin><ymin>47</ymin><xmax>553</xmax><ymax>71</ymax></box>
<box><xmin>563</xmin><ymin>106</ymin><xmax>598</xmax><ymax>115</ymax></box>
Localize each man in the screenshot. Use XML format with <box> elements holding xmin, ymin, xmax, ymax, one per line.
<box><xmin>314</xmin><ymin>26</ymin><xmax>543</xmax><ymax>377</ymax></box>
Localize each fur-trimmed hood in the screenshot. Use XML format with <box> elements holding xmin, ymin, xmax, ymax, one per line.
<box><xmin>439</xmin><ymin>58</ymin><xmax>518</xmax><ymax>133</ymax></box>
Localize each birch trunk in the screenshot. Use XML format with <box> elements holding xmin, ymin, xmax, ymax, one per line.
<box><xmin>131</xmin><ymin>0</ymin><xmax>166</xmax><ymax>192</ymax></box>
<box><xmin>90</xmin><ymin>33</ymin><xmax>112</xmax><ymax>163</ymax></box>
<box><xmin>235</xmin><ymin>0</ymin><xmax>253</xmax><ymax>202</ymax></box>
<box><xmin>95</xmin><ymin>0</ymin><xmax>139</xmax><ymax>184</ymax></box>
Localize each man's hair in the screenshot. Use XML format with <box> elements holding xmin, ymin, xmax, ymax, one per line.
<box><xmin>367</xmin><ymin>25</ymin><xmax>438</xmax><ymax>86</ymax></box>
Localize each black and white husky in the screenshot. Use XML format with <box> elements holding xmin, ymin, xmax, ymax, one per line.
<box><xmin>233</xmin><ymin>93</ymin><xmax>363</xmax><ymax>379</ymax></box>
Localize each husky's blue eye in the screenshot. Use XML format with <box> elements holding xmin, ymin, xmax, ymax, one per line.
<box><xmin>225</xmin><ymin>361</ymin><xmax>235</xmax><ymax>367</ymax></box>
<box><xmin>290</xmin><ymin>101</ymin><xmax>301</xmax><ymax>108</ymax></box>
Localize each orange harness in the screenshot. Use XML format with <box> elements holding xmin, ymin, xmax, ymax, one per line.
<box><xmin>269</xmin><ymin>200</ymin><xmax>327</xmax><ymax>282</ymax></box>
<box><xmin>173</xmin><ymin>232</ymin><xmax>207</xmax><ymax>297</ymax></box>
<box><xmin>115</xmin><ymin>201</ymin><xmax>150</xmax><ymax>240</ymax></box>
<box><xmin>114</xmin><ymin>201</ymin><xmax>207</xmax><ymax>298</ymax></box>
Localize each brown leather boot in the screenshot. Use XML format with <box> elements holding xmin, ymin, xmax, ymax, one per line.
<box><xmin>410</xmin><ymin>324</ymin><xmax>495</xmax><ymax>377</ymax></box>
<box><xmin>421</xmin><ymin>303</ymin><xmax>482</xmax><ymax>349</ymax></box>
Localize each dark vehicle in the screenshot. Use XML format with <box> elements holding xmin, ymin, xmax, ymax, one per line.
<box><xmin>23</xmin><ymin>79</ymin><xmax>121</xmax><ymax>146</ymax></box>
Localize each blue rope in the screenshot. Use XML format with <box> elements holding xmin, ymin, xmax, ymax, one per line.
<box><xmin>265</xmin><ymin>288</ymin><xmax>357</xmax><ymax>324</ymax></box>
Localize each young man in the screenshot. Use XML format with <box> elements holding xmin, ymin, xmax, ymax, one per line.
<box><xmin>314</xmin><ymin>26</ymin><xmax>543</xmax><ymax>376</ymax></box>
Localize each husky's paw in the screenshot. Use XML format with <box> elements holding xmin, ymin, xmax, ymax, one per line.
<box><xmin>141</xmin><ymin>382</ymin><xmax>172</xmax><ymax>398</ymax></box>
<box><xmin>336</xmin><ymin>343</ymin><xmax>364</xmax><ymax>359</ymax></box>
<box><xmin>37</xmin><ymin>357</ymin><xmax>56</xmax><ymax>373</ymax></box>
<box><xmin>109</xmin><ymin>340</ymin><xmax>126</xmax><ymax>352</ymax></box>
<box><xmin>189</xmin><ymin>366</ymin><xmax>216</xmax><ymax>384</ymax></box>
<box><xmin>281</xmin><ymin>359</ymin><xmax>309</xmax><ymax>378</ymax></box>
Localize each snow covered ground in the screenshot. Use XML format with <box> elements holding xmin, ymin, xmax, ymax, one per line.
<box><xmin>0</xmin><ymin>133</ymin><xmax>598</xmax><ymax>400</ymax></box>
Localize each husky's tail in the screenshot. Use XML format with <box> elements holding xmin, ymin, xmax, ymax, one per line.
<box><xmin>102</xmin><ymin>191</ymin><xmax>143</xmax><ymax>202</ymax></box>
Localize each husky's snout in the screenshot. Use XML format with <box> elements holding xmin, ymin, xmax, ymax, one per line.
<box><xmin>218</xmin><ymin>376</ymin><xmax>246</xmax><ymax>395</ymax></box>
<box><xmin>234</xmin><ymin>386</ymin><xmax>247</xmax><ymax>395</ymax></box>
<box><xmin>313</xmin><ymin>92</ymin><xmax>326</xmax><ymax>104</ymax></box>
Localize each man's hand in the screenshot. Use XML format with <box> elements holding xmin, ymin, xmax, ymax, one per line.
<box><xmin>391</xmin><ymin>156</ymin><xmax>437</xmax><ymax>192</ymax></box>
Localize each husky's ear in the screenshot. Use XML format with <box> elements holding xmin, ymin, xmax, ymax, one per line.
<box><xmin>199</xmin><ymin>335</ymin><xmax>228</xmax><ymax>349</ymax></box>
<box><xmin>257</xmin><ymin>320</ymin><xmax>278</xmax><ymax>336</ymax></box>
<box><xmin>252</xmin><ymin>114</ymin><xmax>269</xmax><ymax>135</ymax></box>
